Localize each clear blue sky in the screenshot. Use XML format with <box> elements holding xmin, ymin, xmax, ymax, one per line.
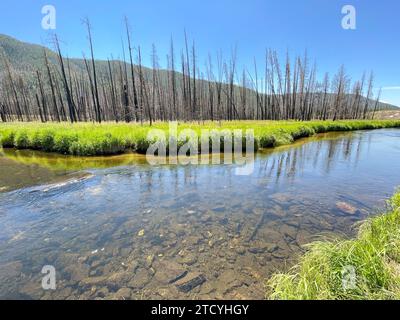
<box><xmin>1</xmin><ymin>0</ymin><xmax>400</xmax><ymax>105</ymax></box>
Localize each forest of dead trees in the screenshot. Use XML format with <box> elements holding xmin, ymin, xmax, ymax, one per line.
<box><xmin>0</xmin><ymin>19</ymin><xmax>383</xmax><ymax>124</ymax></box>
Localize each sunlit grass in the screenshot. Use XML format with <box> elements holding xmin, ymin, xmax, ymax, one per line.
<box><xmin>266</xmin><ymin>189</ymin><xmax>400</xmax><ymax>300</ymax></box>
<box><xmin>0</xmin><ymin>120</ymin><xmax>399</xmax><ymax>156</ymax></box>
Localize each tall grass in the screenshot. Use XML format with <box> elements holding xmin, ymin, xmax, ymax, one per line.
<box><xmin>267</xmin><ymin>190</ymin><xmax>400</xmax><ymax>300</ymax></box>
<box><xmin>0</xmin><ymin>120</ymin><xmax>399</xmax><ymax>156</ymax></box>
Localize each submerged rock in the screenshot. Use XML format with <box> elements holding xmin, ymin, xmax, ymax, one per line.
<box><xmin>212</xmin><ymin>206</ymin><xmax>226</xmax><ymax>212</ymax></box>
<box><xmin>280</xmin><ymin>224</ymin><xmax>298</xmax><ymax>241</ymax></box>
<box><xmin>81</xmin><ymin>275</ymin><xmax>108</xmax><ymax>286</ymax></box>
<box><xmin>213</xmin><ymin>269</ymin><xmax>246</xmax><ymax>295</ymax></box>
<box><xmin>114</xmin><ymin>287</ymin><xmax>132</xmax><ymax>300</ymax></box>
<box><xmin>235</xmin><ymin>246</ymin><xmax>246</xmax><ymax>255</ymax></box>
<box><xmin>175</xmin><ymin>272</ymin><xmax>206</xmax><ymax>293</ymax></box>
<box><xmin>106</xmin><ymin>270</ymin><xmax>132</xmax><ymax>288</ymax></box>
<box><xmin>146</xmin><ymin>254</ymin><xmax>155</xmax><ymax>268</ymax></box>
<box><xmin>153</xmin><ymin>260</ymin><xmax>187</xmax><ymax>285</ymax></box>
<box><xmin>269</xmin><ymin>193</ymin><xmax>292</xmax><ymax>203</ymax></box>
<box><xmin>336</xmin><ymin>202</ymin><xmax>359</xmax><ymax>215</ymax></box>
<box><xmin>269</xmin><ymin>205</ymin><xmax>287</xmax><ymax>218</ymax></box>
<box><xmin>65</xmin><ymin>263</ymin><xmax>90</xmax><ymax>282</ymax></box>
<box><xmin>128</xmin><ymin>268</ymin><xmax>152</xmax><ymax>289</ymax></box>
<box><xmin>180</xmin><ymin>253</ymin><xmax>198</xmax><ymax>266</ymax></box>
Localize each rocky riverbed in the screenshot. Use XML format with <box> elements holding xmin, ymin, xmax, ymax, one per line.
<box><xmin>0</xmin><ymin>191</ymin><xmax>365</xmax><ymax>300</ymax></box>
<box><xmin>0</xmin><ymin>129</ymin><xmax>399</xmax><ymax>299</ymax></box>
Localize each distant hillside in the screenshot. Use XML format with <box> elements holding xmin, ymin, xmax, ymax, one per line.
<box><xmin>0</xmin><ymin>34</ymin><xmax>158</xmax><ymax>86</ymax></box>
<box><xmin>0</xmin><ymin>33</ymin><xmax>398</xmax><ymax>123</ymax></box>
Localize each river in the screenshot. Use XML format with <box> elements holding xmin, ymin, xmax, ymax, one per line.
<box><xmin>0</xmin><ymin>129</ymin><xmax>399</xmax><ymax>299</ymax></box>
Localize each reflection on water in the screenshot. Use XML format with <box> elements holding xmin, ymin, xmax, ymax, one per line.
<box><xmin>0</xmin><ymin>129</ymin><xmax>399</xmax><ymax>299</ymax></box>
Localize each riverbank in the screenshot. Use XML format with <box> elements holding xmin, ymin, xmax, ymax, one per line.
<box><xmin>267</xmin><ymin>190</ymin><xmax>400</xmax><ymax>300</ymax></box>
<box><xmin>1</xmin><ymin>120</ymin><xmax>400</xmax><ymax>156</ymax></box>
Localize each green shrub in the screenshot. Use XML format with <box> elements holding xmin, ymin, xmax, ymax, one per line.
<box><xmin>53</xmin><ymin>134</ymin><xmax>78</xmax><ymax>154</ymax></box>
<box><xmin>41</xmin><ymin>131</ymin><xmax>56</xmax><ymax>151</ymax></box>
<box><xmin>0</xmin><ymin>130</ymin><xmax>15</xmax><ymax>147</ymax></box>
<box><xmin>135</xmin><ymin>136</ymin><xmax>151</xmax><ymax>154</ymax></box>
<box><xmin>259</xmin><ymin>135</ymin><xmax>277</xmax><ymax>148</ymax></box>
<box><xmin>14</xmin><ymin>131</ymin><xmax>30</xmax><ymax>149</ymax></box>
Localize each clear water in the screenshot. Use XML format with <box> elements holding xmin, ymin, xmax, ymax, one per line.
<box><xmin>0</xmin><ymin>129</ymin><xmax>399</xmax><ymax>300</ymax></box>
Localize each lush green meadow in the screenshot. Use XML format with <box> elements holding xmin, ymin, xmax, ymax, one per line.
<box><xmin>1</xmin><ymin>120</ymin><xmax>400</xmax><ymax>156</ymax></box>
<box><xmin>267</xmin><ymin>190</ymin><xmax>400</xmax><ymax>300</ymax></box>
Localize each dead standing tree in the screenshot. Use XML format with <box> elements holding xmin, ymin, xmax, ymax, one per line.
<box><xmin>125</xmin><ymin>17</ymin><xmax>140</xmax><ymax>123</ymax></box>
<box><xmin>54</xmin><ymin>35</ymin><xmax>78</xmax><ymax>122</ymax></box>
<box><xmin>83</xmin><ymin>18</ymin><xmax>102</xmax><ymax>123</ymax></box>
<box><xmin>0</xmin><ymin>22</ymin><xmax>385</xmax><ymax>124</ymax></box>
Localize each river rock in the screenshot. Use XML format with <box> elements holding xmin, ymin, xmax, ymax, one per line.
<box><xmin>186</xmin><ymin>235</ymin><xmax>203</xmax><ymax>246</ymax></box>
<box><xmin>146</xmin><ymin>254</ymin><xmax>155</xmax><ymax>268</ymax></box>
<box><xmin>200</xmin><ymin>214</ymin><xmax>212</xmax><ymax>223</ymax></box>
<box><xmin>258</xmin><ymin>225</ymin><xmax>282</xmax><ymax>241</ymax></box>
<box><xmin>213</xmin><ymin>269</ymin><xmax>245</xmax><ymax>295</ymax></box>
<box><xmin>180</xmin><ymin>253</ymin><xmax>198</xmax><ymax>266</ymax></box>
<box><xmin>280</xmin><ymin>224</ymin><xmax>298</xmax><ymax>241</ymax></box>
<box><xmin>296</xmin><ymin>230</ymin><xmax>313</xmax><ymax>245</ymax></box>
<box><xmin>199</xmin><ymin>282</ymin><xmax>216</xmax><ymax>295</ymax></box>
<box><xmin>270</xmin><ymin>205</ymin><xmax>287</xmax><ymax>218</ymax></box>
<box><xmin>272</xmin><ymin>250</ymin><xmax>289</xmax><ymax>259</ymax></box>
<box><xmin>0</xmin><ymin>261</ymin><xmax>22</xmax><ymax>281</ymax></box>
<box><xmin>248</xmin><ymin>245</ymin><xmax>266</xmax><ymax>254</ymax></box>
<box><xmin>272</xmin><ymin>240</ymin><xmax>291</xmax><ymax>259</ymax></box>
<box><xmin>114</xmin><ymin>287</ymin><xmax>132</xmax><ymax>300</ymax></box>
<box><xmin>81</xmin><ymin>275</ymin><xmax>108</xmax><ymax>286</ymax></box>
<box><xmin>106</xmin><ymin>270</ymin><xmax>132</xmax><ymax>288</ymax></box>
<box><xmin>153</xmin><ymin>260</ymin><xmax>187</xmax><ymax>285</ymax></box>
<box><xmin>52</xmin><ymin>286</ymin><xmax>73</xmax><ymax>300</ymax></box>
<box><xmin>175</xmin><ymin>272</ymin><xmax>206</xmax><ymax>293</ymax></box>
<box><xmin>212</xmin><ymin>206</ymin><xmax>226</xmax><ymax>212</ymax></box>
<box><xmin>128</xmin><ymin>268</ymin><xmax>152</xmax><ymax>289</ymax></box>
<box><xmin>235</xmin><ymin>246</ymin><xmax>247</xmax><ymax>255</ymax></box>
<box><xmin>64</xmin><ymin>263</ymin><xmax>90</xmax><ymax>282</ymax></box>
<box><xmin>336</xmin><ymin>202</ymin><xmax>358</xmax><ymax>215</ymax></box>
<box><xmin>126</xmin><ymin>260</ymin><xmax>139</xmax><ymax>273</ymax></box>
<box><xmin>95</xmin><ymin>286</ymin><xmax>109</xmax><ymax>299</ymax></box>
<box><xmin>270</xmin><ymin>193</ymin><xmax>292</xmax><ymax>203</ymax></box>
<box><xmin>266</xmin><ymin>243</ymin><xmax>278</xmax><ymax>252</ymax></box>
<box><xmin>19</xmin><ymin>279</ymin><xmax>43</xmax><ymax>299</ymax></box>
<box><xmin>171</xmin><ymin>224</ymin><xmax>187</xmax><ymax>237</ymax></box>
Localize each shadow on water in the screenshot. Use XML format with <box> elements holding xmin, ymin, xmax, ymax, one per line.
<box><xmin>0</xmin><ymin>129</ymin><xmax>399</xmax><ymax>299</ymax></box>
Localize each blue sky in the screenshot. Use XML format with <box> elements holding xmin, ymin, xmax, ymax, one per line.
<box><xmin>1</xmin><ymin>0</ymin><xmax>400</xmax><ymax>105</ymax></box>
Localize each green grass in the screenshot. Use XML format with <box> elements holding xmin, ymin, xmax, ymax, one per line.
<box><xmin>266</xmin><ymin>190</ymin><xmax>400</xmax><ymax>300</ymax></box>
<box><xmin>1</xmin><ymin>120</ymin><xmax>400</xmax><ymax>156</ymax></box>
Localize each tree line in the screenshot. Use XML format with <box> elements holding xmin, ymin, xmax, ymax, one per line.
<box><xmin>0</xmin><ymin>19</ymin><xmax>383</xmax><ymax>124</ymax></box>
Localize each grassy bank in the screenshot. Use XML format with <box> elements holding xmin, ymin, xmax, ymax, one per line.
<box><xmin>1</xmin><ymin>120</ymin><xmax>400</xmax><ymax>156</ymax></box>
<box><xmin>267</xmin><ymin>190</ymin><xmax>400</xmax><ymax>300</ymax></box>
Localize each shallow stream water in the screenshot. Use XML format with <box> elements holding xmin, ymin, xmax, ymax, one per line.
<box><xmin>0</xmin><ymin>129</ymin><xmax>399</xmax><ymax>299</ymax></box>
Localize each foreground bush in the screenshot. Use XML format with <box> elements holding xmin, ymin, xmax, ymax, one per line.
<box><xmin>0</xmin><ymin>120</ymin><xmax>399</xmax><ymax>156</ymax></box>
<box><xmin>267</xmin><ymin>190</ymin><xmax>400</xmax><ymax>300</ymax></box>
